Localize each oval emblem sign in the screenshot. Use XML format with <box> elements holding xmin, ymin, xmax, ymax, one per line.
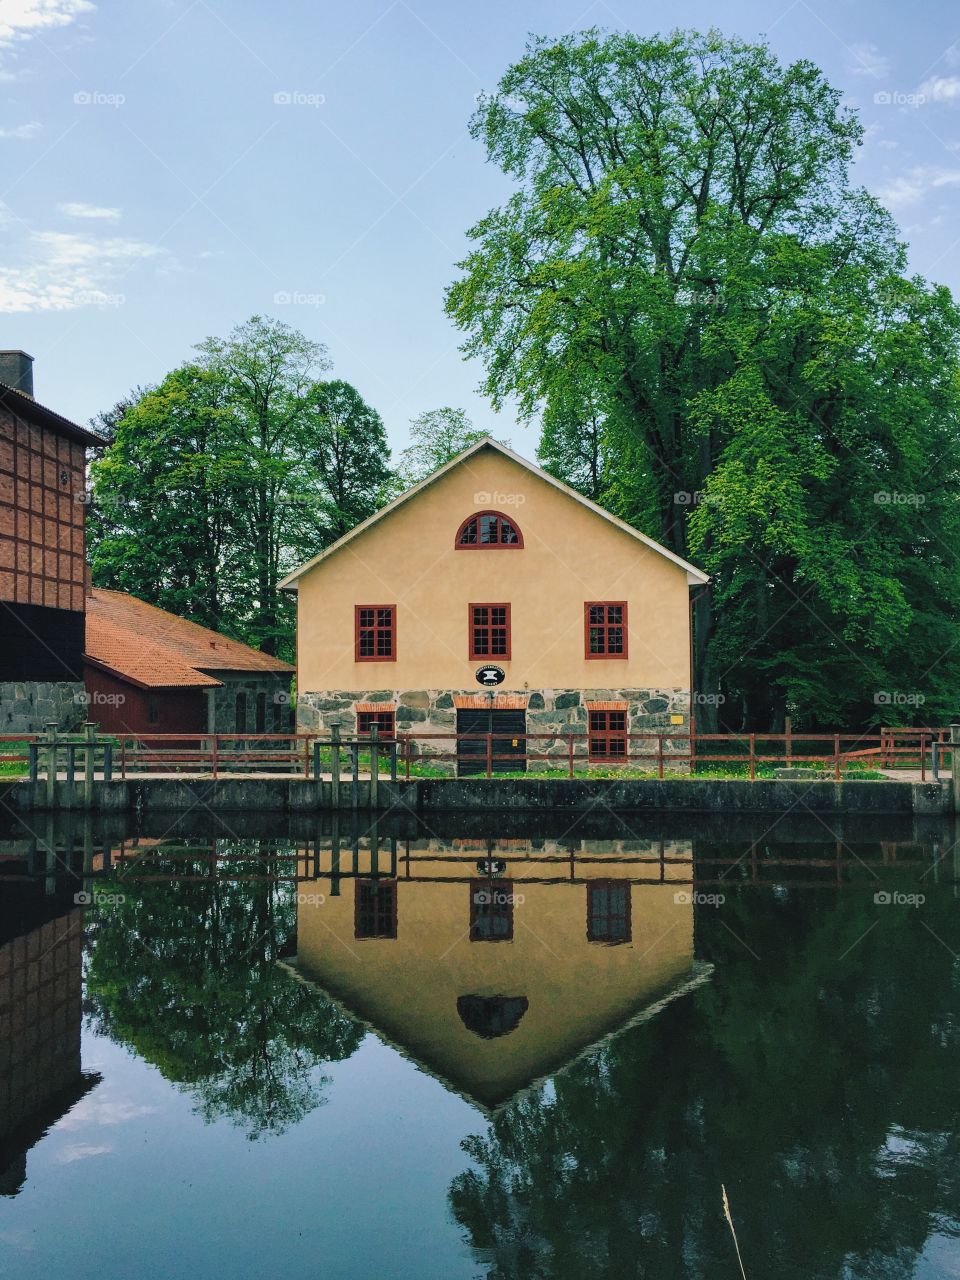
<box><xmin>475</xmin><ymin>664</ymin><xmax>505</xmax><ymax>687</ymax></box>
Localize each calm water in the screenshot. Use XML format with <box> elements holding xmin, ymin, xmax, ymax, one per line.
<box><xmin>1</xmin><ymin>808</ymin><xmax>959</xmax><ymax>1280</ymax></box>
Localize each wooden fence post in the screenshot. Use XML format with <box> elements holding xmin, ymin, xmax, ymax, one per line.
<box><xmin>369</xmin><ymin>723</ymin><xmax>379</xmax><ymax>809</ymax></box>
<box><xmin>44</xmin><ymin>722</ymin><xmax>58</xmax><ymax>808</ymax></box>
<box><xmin>331</xmin><ymin>724</ymin><xmax>341</xmax><ymax>809</ymax></box>
<box><xmin>83</xmin><ymin>721</ymin><xmax>97</xmax><ymax>808</ymax></box>
<box><xmin>950</xmin><ymin>725</ymin><xmax>960</xmax><ymax>812</ymax></box>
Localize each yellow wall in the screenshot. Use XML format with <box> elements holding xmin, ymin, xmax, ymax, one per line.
<box><xmin>293</xmin><ymin>863</ymin><xmax>698</xmax><ymax>1108</ymax></box>
<box><xmin>295</xmin><ymin>448</ymin><xmax>693</xmax><ymax>694</ymax></box>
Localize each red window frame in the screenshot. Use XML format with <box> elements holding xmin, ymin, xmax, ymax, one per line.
<box><xmin>587</xmin><ymin>880</ymin><xmax>632</xmax><ymax>943</ymax></box>
<box><xmin>357</xmin><ymin>709</ymin><xmax>396</xmax><ymax>738</ymax></box>
<box><xmin>468</xmin><ymin>603</ymin><xmax>511</xmax><ymax>660</ymax></box>
<box><xmin>355</xmin><ymin>605</ymin><xmax>396</xmax><ymax>662</ymax></box>
<box><xmin>584</xmin><ymin>601</ymin><xmax>628</xmax><ymax>659</ymax></box>
<box><xmin>588</xmin><ymin>709</ymin><xmax>628</xmax><ymax>761</ymax></box>
<box><xmin>455</xmin><ymin>510</ymin><xmax>523</xmax><ymax>550</ymax></box>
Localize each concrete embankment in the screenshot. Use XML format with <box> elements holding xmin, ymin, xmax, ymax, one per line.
<box><xmin>0</xmin><ymin>775</ymin><xmax>951</xmax><ymax>815</ymax></box>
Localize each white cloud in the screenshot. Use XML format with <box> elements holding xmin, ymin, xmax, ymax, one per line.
<box><xmin>848</xmin><ymin>43</ymin><xmax>891</xmax><ymax>79</ymax></box>
<box><xmin>0</xmin><ymin>226</ymin><xmax>172</xmax><ymax>311</ymax></box>
<box><xmin>877</xmin><ymin>166</ymin><xmax>960</xmax><ymax>209</ymax></box>
<box><xmin>54</xmin><ymin>1143</ymin><xmax>112</xmax><ymax>1163</ymax></box>
<box><xmin>0</xmin><ymin>0</ymin><xmax>95</xmax><ymax>48</ymax></box>
<box><xmin>58</xmin><ymin>200</ymin><xmax>121</xmax><ymax>220</ymax></box>
<box><xmin>919</xmin><ymin>75</ymin><xmax>960</xmax><ymax>104</ymax></box>
<box><xmin>0</xmin><ymin>121</ymin><xmax>41</xmax><ymax>138</ymax></box>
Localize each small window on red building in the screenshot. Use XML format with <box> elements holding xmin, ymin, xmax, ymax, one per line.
<box><xmin>355</xmin><ymin>605</ymin><xmax>396</xmax><ymax>661</ymax></box>
<box><xmin>355</xmin><ymin>879</ymin><xmax>397</xmax><ymax>939</ymax></box>
<box><xmin>589</xmin><ymin>709</ymin><xmax>627</xmax><ymax>761</ymax></box>
<box><xmin>456</xmin><ymin>511</ymin><xmax>523</xmax><ymax>549</ymax></box>
<box><xmin>585</xmin><ymin>602</ymin><xmax>627</xmax><ymax>658</ymax></box>
<box><xmin>357</xmin><ymin>709</ymin><xmax>395</xmax><ymax>738</ymax></box>
<box><xmin>587</xmin><ymin>880</ymin><xmax>631</xmax><ymax>943</ymax></box>
<box><xmin>147</xmin><ymin>696</ymin><xmax>160</xmax><ymax>725</ymax></box>
<box><xmin>469</xmin><ymin>604</ymin><xmax>511</xmax><ymax>660</ymax></box>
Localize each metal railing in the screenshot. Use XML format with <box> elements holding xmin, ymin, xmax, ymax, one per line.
<box><xmin>3</xmin><ymin>723</ymin><xmax>954</xmax><ymax>787</ymax></box>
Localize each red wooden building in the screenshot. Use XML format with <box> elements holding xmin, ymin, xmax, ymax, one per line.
<box><xmin>83</xmin><ymin>588</ymin><xmax>294</xmax><ymax>736</ymax></box>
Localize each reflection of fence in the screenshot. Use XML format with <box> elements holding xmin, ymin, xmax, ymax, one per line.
<box><xmin>4</xmin><ymin>724</ymin><xmax>955</xmax><ymax>790</ymax></box>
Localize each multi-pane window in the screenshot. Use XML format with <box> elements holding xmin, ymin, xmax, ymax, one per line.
<box><xmin>456</xmin><ymin>511</ymin><xmax>523</xmax><ymax>549</ymax></box>
<box><xmin>587</xmin><ymin>880</ymin><xmax>631</xmax><ymax>943</ymax></box>
<box><xmin>355</xmin><ymin>879</ymin><xmax>397</xmax><ymax>939</ymax></box>
<box><xmin>355</xmin><ymin>605</ymin><xmax>396</xmax><ymax>661</ymax></box>
<box><xmin>585</xmin><ymin>602</ymin><xmax>627</xmax><ymax>658</ymax></box>
<box><xmin>357</xmin><ymin>709</ymin><xmax>395</xmax><ymax>738</ymax></box>
<box><xmin>469</xmin><ymin>604</ymin><xmax>511</xmax><ymax>660</ymax></box>
<box><xmin>589</xmin><ymin>709</ymin><xmax>627</xmax><ymax>761</ymax></box>
<box><xmin>469</xmin><ymin>880</ymin><xmax>514</xmax><ymax>941</ymax></box>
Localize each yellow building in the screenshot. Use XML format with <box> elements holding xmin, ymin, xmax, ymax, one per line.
<box><xmin>288</xmin><ymin>838</ymin><xmax>709</xmax><ymax>1110</ymax></box>
<box><xmin>280</xmin><ymin>439</ymin><xmax>708</xmax><ymax>771</ymax></box>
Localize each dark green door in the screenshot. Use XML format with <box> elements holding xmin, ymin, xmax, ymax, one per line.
<box><xmin>456</xmin><ymin>708</ymin><xmax>526</xmax><ymax>775</ymax></box>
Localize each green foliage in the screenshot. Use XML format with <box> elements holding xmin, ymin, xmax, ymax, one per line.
<box><xmin>88</xmin><ymin>317</ymin><xmax>393</xmax><ymax>658</ymax></box>
<box><xmin>395</xmin><ymin>407</ymin><xmax>502</xmax><ymax>488</ymax></box>
<box><xmin>446</xmin><ymin>28</ymin><xmax>960</xmax><ymax>729</ymax></box>
<box><xmin>85</xmin><ymin>844</ymin><xmax>364</xmax><ymax>1139</ymax></box>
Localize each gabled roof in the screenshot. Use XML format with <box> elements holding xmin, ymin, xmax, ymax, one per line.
<box><xmin>84</xmin><ymin>589</ymin><xmax>293</xmax><ymax>689</ymax></box>
<box><xmin>278</xmin><ymin>438</ymin><xmax>709</xmax><ymax>589</ymax></box>
<box><xmin>0</xmin><ymin>382</ymin><xmax>105</xmax><ymax>447</ymax></box>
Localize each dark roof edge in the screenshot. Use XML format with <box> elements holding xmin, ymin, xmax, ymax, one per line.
<box><xmin>0</xmin><ymin>383</ymin><xmax>106</xmax><ymax>447</ymax></box>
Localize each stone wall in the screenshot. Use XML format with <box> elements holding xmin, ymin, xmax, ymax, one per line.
<box><xmin>297</xmin><ymin>687</ymin><xmax>691</xmax><ymax>771</ymax></box>
<box><xmin>207</xmin><ymin>671</ymin><xmax>295</xmax><ymax>734</ymax></box>
<box><xmin>0</xmin><ymin>682</ymin><xmax>86</xmax><ymax>735</ymax></box>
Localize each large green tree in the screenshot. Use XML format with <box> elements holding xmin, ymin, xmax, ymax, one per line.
<box><xmin>446</xmin><ymin>29</ymin><xmax>960</xmax><ymax>729</ymax></box>
<box><xmin>89</xmin><ymin>318</ymin><xmax>392</xmax><ymax>656</ymax></box>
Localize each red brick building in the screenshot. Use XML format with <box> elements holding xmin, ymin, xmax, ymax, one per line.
<box><xmin>0</xmin><ymin>351</ymin><xmax>104</xmax><ymax>733</ymax></box>
<box><xmin>83</xmin><ymin>588</ymin><xmax>295</xmax><ymax>736</ymax></box>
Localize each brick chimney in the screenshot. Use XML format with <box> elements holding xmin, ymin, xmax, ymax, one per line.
<box><xmin>0</xmin><ymin>350</ymin><xmax>34</xmax><ymax>397</ymax></box>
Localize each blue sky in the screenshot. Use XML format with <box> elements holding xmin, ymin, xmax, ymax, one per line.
<box><xmin>1</xmin><ymin>0</ymin><xmax>958</xmax><ymax>454</ymax></box>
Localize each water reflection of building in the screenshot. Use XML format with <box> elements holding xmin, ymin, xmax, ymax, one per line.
<box><xmin>289</xmin><ymin>838</ymin><xmax>709</xmax><ymax>1110</ymax></box>
<box><xmin>0</xmin><ymin>869</ymin><xmax>99</xmax><ymax>1196</ymax></box>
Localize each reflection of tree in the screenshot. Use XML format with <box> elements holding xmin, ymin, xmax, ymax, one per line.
<box><xmin>451</xmin><ymin>883</ymin><xmax>960</xmax><ymax>1278</ymax></box>
<box><xmin>85</xmin><ymin>843</ymin><xmax>364</xmax><ymax>1139</ymax></box>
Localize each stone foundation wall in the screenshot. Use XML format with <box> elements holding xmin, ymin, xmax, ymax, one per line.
<box><xmin>297</xmin><ymin>687</ymin><xmax>691</xmax><ymax>771</ymax></box>
<box><xmin>209</xmin><ymin>672</ymin><xmax>295</xmax><ymax>734</ymax></box>
<box><xmin>0</xmin><ymin>682</ymin><xmax>86</xmax><ymax>736</ymax></box>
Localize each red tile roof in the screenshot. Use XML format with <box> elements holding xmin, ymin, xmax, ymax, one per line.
<box><xmin>84</xmin><ymin>589</ymin><xmax>293</xmax><ymax>689</ymax></box>
<box><xmin>453</xmin><ymin>694</ymin><xmax>529</xmax><ymax>710</ymax></box>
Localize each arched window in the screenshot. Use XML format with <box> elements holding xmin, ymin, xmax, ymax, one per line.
<box><xmin>455</xmin><ymin>510</ymin><xmax>523</xmax><ymax>549</ymax></box>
